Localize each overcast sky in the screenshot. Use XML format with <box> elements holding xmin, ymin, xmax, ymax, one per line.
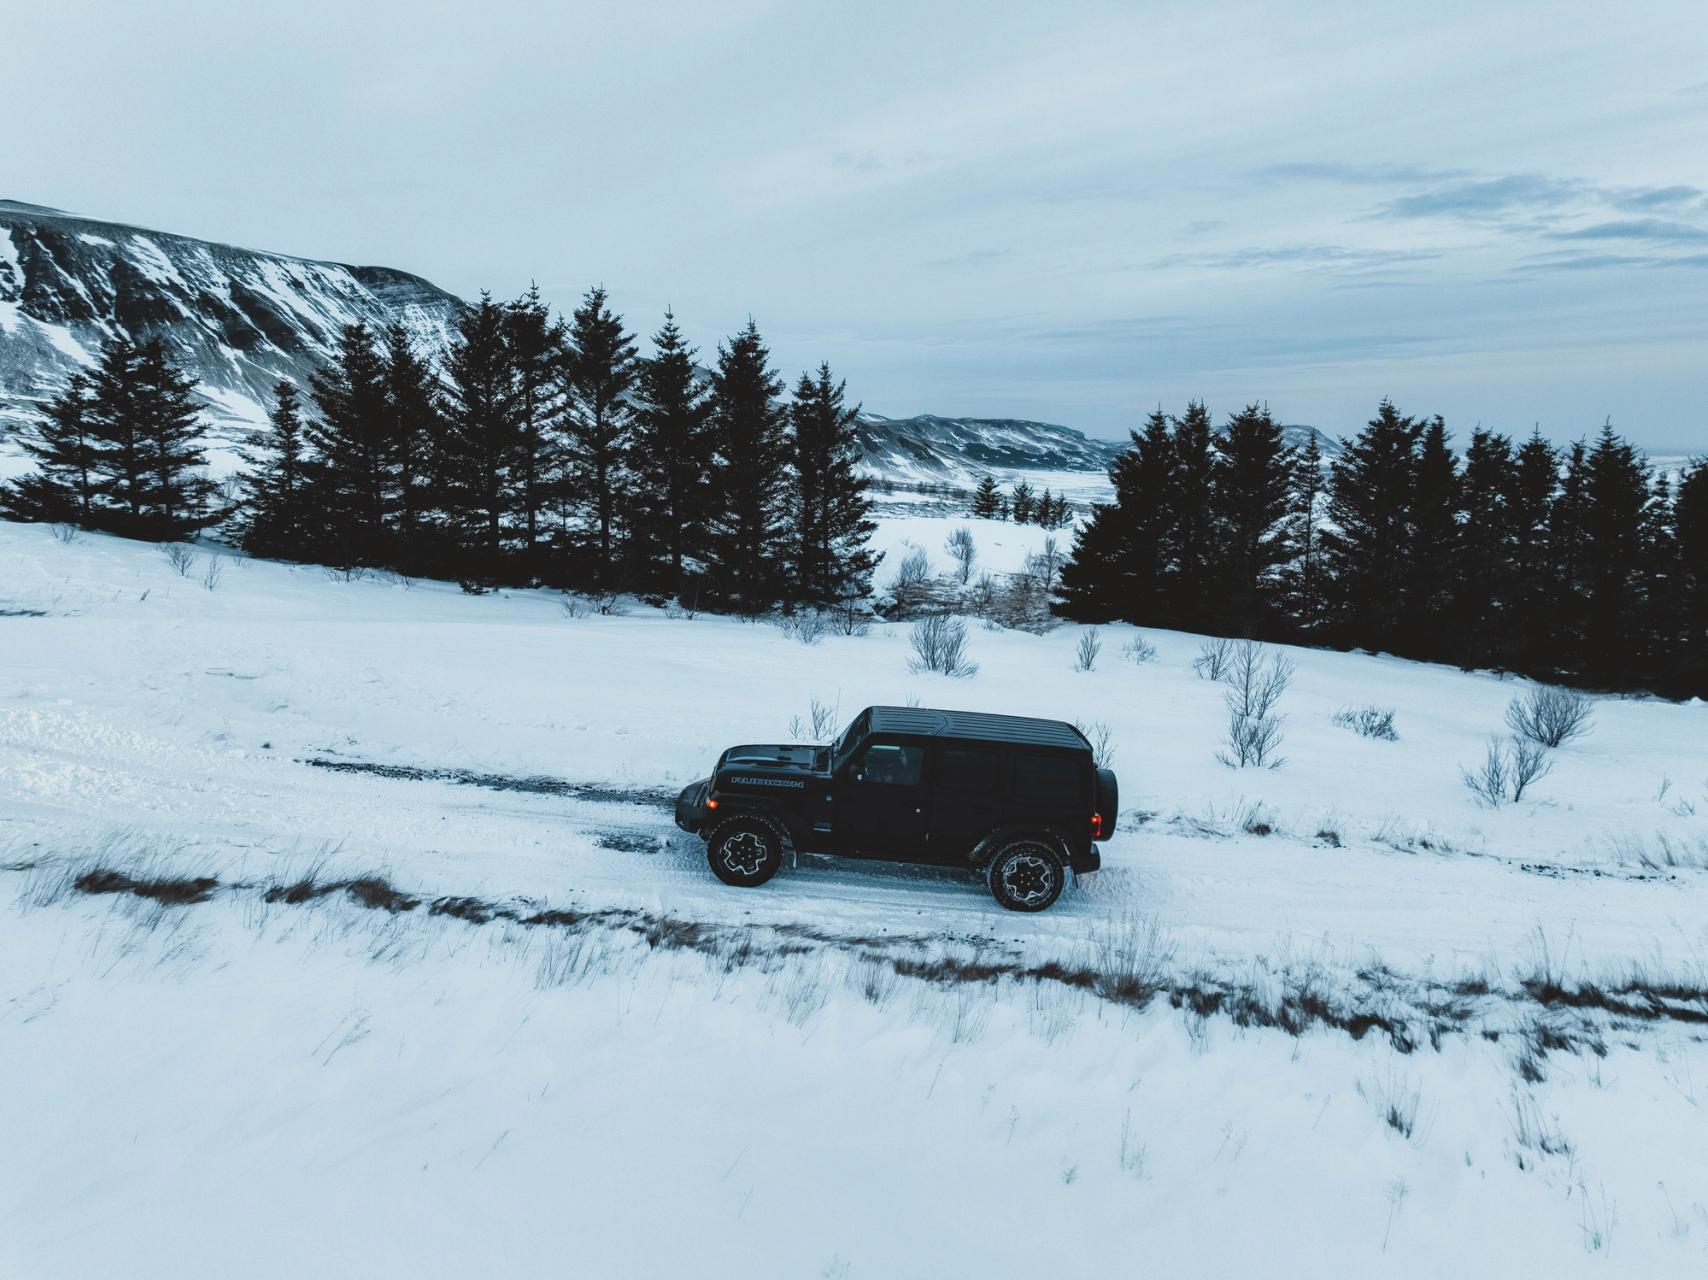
<box><xmin>9</xmin><ymin>1</ymin><xmax>1708</xmax><ymax>448</ymax></box>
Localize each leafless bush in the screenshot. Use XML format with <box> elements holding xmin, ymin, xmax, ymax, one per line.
<box><xmin>200</xmin><ymin>555</ymin><xmax>225</xmax><ymax>592</ymax></box>
<box><xmin>49</xmin><ymin>522</ymin><xmax>80</xmax><ymax>544</ymax></box>
<box><xmin>1461</xmin><ymin>736</ymin><xmax>1554</xmax><ymax>806</ymax></box>
<box><xmin>780</xmin><ymin>610</ymin><xmax>828</xmax><ymax>645</ymax></box>
<box><xmin>909</xmin><ymin>614</ymin><xmax>977</xmax><ymax>677</ymax></box>
<box><xmin>829</xmin><ymin>596</ymin><xmax>870</xmax><ymax>636</ymax></box>
<box><xmin>322</xmin><ymin>564</ymin><xmax>365</xmax><ymax>584</ymax></box>
<box><xmin>1192</xmin><ymin>636</ymin><xmax>1234</xmax><ymax>680</ymax></box>
<box><xmin>160</xmin><ymin>542</ymin><xmax>197</xmax><ymax>577</ymax></box>
<box><xmin>590</xmin><ymin>586</ymin><xmax>625</xmax><ymax>616</ymax></box>
<box><xmin>1073</xmin><ymin>628</ymin><xmax>1102</xmax><ymax>672</ymax></box>
<box><xmin>788</xmin><ymin>697</ymin><xmax>841</xmax><ymax>743</ymax></box>
<box><xmin>945</xmin><ymin>526</ymin><xmax>977</xmax><ymax>585</ymax></box>
<box><xmin>1074</xmin><ymin>719</ymin><xmax>1116</xmax><ymax>768</ymax></box>
<box><xmin>1029</xmin><ymin>536</ymin><xmax>1064</xmax><ymax>594</ymax></box>
<box><xmin>559</xmin><ymin>592</ymin><xmax>591</xmax><ymax>619</ymax></box>
<box><xmin>1216</xmin><ymin>640</ymin><xmax>1294</xmax><ymax>768</ymax></box>
<box><xmin>1506</xmin><ymin>684</ymin><xmax>1594</xmax><ymax>748</ymax></box>
<box><xmin>1122</xmin><ymin>634</ymin><xmax>1157</xmax><ymax>664</ymax></box>
<box><xmin>893</xmin><ymin>546</ymin><xmax>932</xmax><ymax>589</ymax></box>
<box><xmin>1333</xmin><ymin>705</ymin><xmax>1398</xmax><ymax>741</ymax></box>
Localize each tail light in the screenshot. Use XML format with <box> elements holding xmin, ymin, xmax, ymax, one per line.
<box><xmin>705</xmin><ymin>795</ymin><xmax>719</xmax><ymax>811</ymax></box>
<box><xmin>1090</xmin><ymin>812</ymin><xmax>1103</xmax><ymax>838</ymax></box>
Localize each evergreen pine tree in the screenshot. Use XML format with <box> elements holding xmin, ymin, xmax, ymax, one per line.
<box><xmin>1210</xmin><ymin>402</ymin><xmax>1296</xmax><ymax>633</ymax></box>
<box><xmin>704</xmin><ymin>319</ymin><xmax>791</xmax><ymax>611</ymax></box>
<box><xmin>129</xmin><ymin>338</ymin><xmax>219</xmax><ymax>540</ymax></box>
<box><xmin>970</xmin><ymin>474</ymin><xmax>1002</xmax><ymax>519</ymax></box>
<box><xmin>1579</xmin><ymin>422</ymin><xmax>1653</xmax><ymax>684</ymax></box>
<box><xmin>1547</xmin><ymin>440</ymin><xmax>1592</xmax><ymax>672</ymax></box>
<box><xmin>1508</xmin><ymin>429</ymin><xmax>1560</xmax><ymax>673</ymax></box>
<box><xmin>1283</xmin><ymin>430</ymin><xmax>1329</xmax><ymax>635</ymax></box>
<box><xmin>1456</xmin><ymin>428</ymin><xmax>1520</xmax><ymax>667</ymax></box>
<box><xmin>503</xmin><ymin>287</ymin><xmax>567</xmax><ymax>573</ymax></box>
<box><xmin>1321</xmin><ymin>399</ymin><xmax>1421</xmax><ymax>649</ymax></box>
<box><xmin>236</xmin><ymin>380</ymin><xmax>312</xmax><ymax>558</ymax></box>
<box><xmin>1672</xmin><ymin>460</ymin><xmax>1708</xmax><ymax>696</ymax></box>
<box><xmin>788</xmin><ymin>362</ymin><xmax>877</xmax><ymax>607</ymax></box>
<box><xmin>82</xmin><ymin>336</ymin><xmax>149</xmax><ymax>533</ymax></box>
<box><xmin>1167</xmin><ymin>401</ymin><xmax>1217</xmax><ymax>632</ymax></box>
<box><xmin>629</xmin><ymin>309</ymin><xmax>713</xmax><ymax>596</ymax></box>
<box><xmin>3</xmin><ymin>371</ymin><xmax>98</xmax><ymax>524</ymax></box>
<box><xmin>379</xmin><ymin>321</ymin><xmax>441</xmax><ymax>559</ymax></box>
<box><xmin>1405</xmin><ymin>417</ymin><xmax>1460</xmax><ymax>662</ymax></box>
<box><xmin>1056</xmin><ymin>410</ymin><xmax>1175</xmax><ymax>624</ymax></box>
<box><xmin>562</xmin><ymin>286</ymin><xmax>639</xmax><ymax>583</ymax></box>
<box><xmin>435</xmin><ymin>294</ymin><xmax>520</xmax><ymax>581</ymax></box>
<box><xmin>303</xmin><ymin>323</ymin><xmax>392</xmax><ymax>566</ymax></box>
<box><xmin>1009</xmin><ymin>479</ymin><xmax>1036</xmax><ymax>523</ymax></box>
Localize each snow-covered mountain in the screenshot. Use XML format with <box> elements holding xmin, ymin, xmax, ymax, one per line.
<box><xmin>855</xmin><ymin>412</ymin><xmax>1124</xmax><ymax>487</ymax></box>
<box><xmin>0</xmin><ymin>199</ymin><xmax>463</xmax><ymax>434</ymax></box>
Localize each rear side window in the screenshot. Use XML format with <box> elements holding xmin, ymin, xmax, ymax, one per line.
<box><xmin>1013</xmin><ymin>754</ymin><xmax>1079</xmax><ymax>804</ymax></box>
<box><xmin>938</xmin><ymin>748</ymin><xmax>1000</xmax><ymax>793</ymax></box>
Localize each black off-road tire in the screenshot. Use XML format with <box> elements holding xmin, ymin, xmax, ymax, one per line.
<box><xmin>986</xmin><ymin>838</ymin><xmax>1066</xmax><ymax>912</ymax></box>
<box><xmin>705</xmin><ymin>815</ymin><xmax>786</xmax><ymax>888</ymax></box>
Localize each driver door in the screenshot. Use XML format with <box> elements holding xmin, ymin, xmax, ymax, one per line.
<box><xmin>836</xmin><ymin>739</ymin><xmax>930</xmax><ymax>858</ymax></box>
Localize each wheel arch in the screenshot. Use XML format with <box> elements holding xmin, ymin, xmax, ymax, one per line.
<box><xmin>969</xmin><ymin>823</ymin><xmax>1072</xmax><ymax>870</ymax></box>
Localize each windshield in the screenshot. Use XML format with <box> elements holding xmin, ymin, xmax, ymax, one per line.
<box><xmin>830</xmin><ymin>711</ymin><xmax>867</xmax><ymax>771</ymax></box>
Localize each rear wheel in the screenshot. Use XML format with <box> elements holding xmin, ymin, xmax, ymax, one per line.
<box><xmin>706</xmin><ymin>815</ymin><xmax>785</xmax><ymax>888</ymax></box>
<box><xmin>986</xmin><ymin>838</ymin><xmax>1065</xmax><ymax>912</ymax></box>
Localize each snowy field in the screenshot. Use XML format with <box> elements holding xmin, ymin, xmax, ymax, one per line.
<box><xmin>4</xmin><ymin>517</ymin><xmax>1708</xmax><ymax>1277</ymax></box>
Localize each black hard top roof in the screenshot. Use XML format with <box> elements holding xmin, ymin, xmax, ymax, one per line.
<box><xmin>865</xmin><ymin>706</ymin><xmax>1090</xmax><ymax>751</ymax></box>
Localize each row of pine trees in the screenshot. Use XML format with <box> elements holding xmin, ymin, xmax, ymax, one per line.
<box><xmin>968</xmin><ymin>475</ymin><xmax>1073</xmax><ymax>527</ymax></box>
<box><xmin>4</xmin><ymin>290</ymin><xmax>879</xmax><ymax>610</ymax></box>
<box><xmin>1056</xmin><ymin>401</ymin><xmax>1708</xmax><ymax>696</ymax></box>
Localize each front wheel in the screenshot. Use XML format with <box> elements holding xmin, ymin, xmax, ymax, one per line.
<box><xmin>706</xmin><ymin>816</ymin><xmax>785</xmax><ymax>888</ymax></box>
<box><xmin>986</xmin><ymin>839</ymin><xmax>1065</xmax><ymax>912</ymax></box>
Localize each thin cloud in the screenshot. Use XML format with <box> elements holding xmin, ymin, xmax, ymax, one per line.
<box><xmin>1552</xmin><ymin>218</ymin><xmax>1708</xmax><ymax>244</ymax></box>
<box><xmin>1151</xmin><ymin>244</ymin><xmax>1441</xmax><ymax>272</ymax></box>
<box><xmin>1373</xmin><ymin>174</ymin><xmax>1586</xmax><ymax>220</ymax></box>
<box><xmin>1250</xmin><ymin>161</ymin><xmax>1468</xmax><ymax>186</ymax></box>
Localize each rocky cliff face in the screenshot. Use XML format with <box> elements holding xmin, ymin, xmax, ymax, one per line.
<box><xmin>0</xmin><ymin>200</ymin><xmax>463</xmax><ymax>437</ymax></box>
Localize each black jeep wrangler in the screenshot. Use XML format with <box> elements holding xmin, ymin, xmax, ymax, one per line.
<box><xmin>675</xmin><ymin>706</ymin><xmax>1117</xmax><ymax>911</ymax></box>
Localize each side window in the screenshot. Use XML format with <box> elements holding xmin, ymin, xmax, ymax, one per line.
<box><xmin>938</xmin><ymin>748</ymin><xmax>999</xmax><ymax>794</ymax></box>
<box><xmin>1014</xmin><ymin>754</ymin><xmax>1078</xmax><ymax>804</ymax></box>
<box><xmin>855</xmin><ymin>743</ymin><xmax>924</xmax><ymax>786</ymax></box>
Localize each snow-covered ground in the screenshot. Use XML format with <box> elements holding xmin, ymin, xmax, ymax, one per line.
<box><xmin>4</xmin><ymin>518</ymin><xmax>1707</xmax><ymax>1276</ymax></box>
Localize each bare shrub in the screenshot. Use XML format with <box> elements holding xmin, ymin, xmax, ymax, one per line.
<box><xmin>160</xmin><ymin>542</ymin><xmax>197</xmax><ymax>577</ymax></box>
<box><xmin>1030</xmin><ymin>536</ymin><xmax>1064</xmax><ymax>594</ymax></box>
<box><xmin>1359</xmin><ymin>1070</ymin><xmax>1423</xmax><ymax>1143</ymax></box>
<box><xmin>945</xmin><ymin>526</ymin><xmax>977</xmax><ymax>585</ymax></box>
<box><xmin>1506</xmin><ymin>684</ymin><xmax>1594</xmax><ymax>748</ymax></box>
<box><xmin>559</xmin><ymin>592</ymin><xmax>591</xmax><ymax>619</ymax></box>
<box><xmin>1461</xmin><ymin>736</ymin><xmax>1553</xmax><ymax>806</ymax></box>
<box><xmin>788</xmin><ymin>697</ymin><xmax>840</xmax><ymax>743</ymax></box>
<box><xmin>829</xmin><ymin>595</ymin><xmax>871</xmax><ymax>636</ymax></box>
<box><xmin>1333</xmin><ymin>705</ymin><xmax>1398</xmax><ymax>741</ymax></box>
<box><xmin>1192</xmin><ymin>636</ymin><xmax>1234</xmax><ymax>680</ymax></box>
<box><xmin>1073</xmin><ymin>628</ymin><xmax>1102</xmax><ymax>672</ymax></box>
<box><xmin>1216</xmin><ymin>640</ymin><xmax>1294</xmax><ymax>769</ymax></box>
<box><xmin>590</xmin><ymin>587</ymin><xmax>625</xmax><ymax>616</ymax></box>
<box><xmin>780</xmin><ymin>610</ymin><xmax>828</xmax><ymax>645</ymax></box>
<box><xmin>1074</xmin><ymin>720</ymin><xmax>1116</xmax><ymax>768</ymax></box>
<box><xmin>200</xmin><ymin>555</ymin><xmax>225</xmax><ymax>592</ymax></box>
<box><xmin>1088</xmin><ymin>912</ymin><xmax>1173</xmax><ymax>1004</ymax></box>
<box><xmin>892</xmin><ymin>545</ymin><xmax>932</xmax><ymax>590</ymax></box>
<box><xmin>909</xmin><ymin>614</ymin><xmax>977</xmax><ymax>677</ymax></box>
<box><xmin>323</xmin><ymin>564</ymin><xmax>365</xmax><ymax>584</ymax></box>
<box><xmin>1122</xmin><ymin>634</ymin><xmax>1158</xmax><ymax>664</ymax></box>
<box><xmin>49</xmin><ymin>522</ymin><xmax>81</xmax><ymax>544</ymax></box>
